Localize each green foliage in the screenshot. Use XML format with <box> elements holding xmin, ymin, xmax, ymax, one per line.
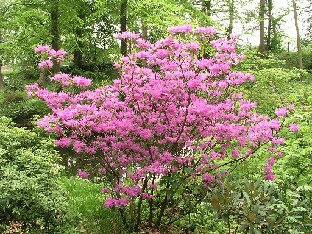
<box><xmin>206</xmin><ymin>178</ymin><xmax>311</xmax><ymax>234</ymax></box>
<box><xmin>275</xmin><ymin>90</ymin><xmax>312</xmax><ymax>187</ymax></box>
<box><xmin>2</xmin><ymin>70</ymin><xmax>29</xmax><ymax>91</ymax></box>
<box><xmin>0</xmin><ymin>95</ymin><xmax>50</xmax><ymax>127</ymax></box>
<box><xmin>238</xmin><ymin>54</ymin><xmax>310</xmax><ymax>115</ymax></box>
<box><xmin>0</xmin><ymin>70</ymin><xmax>50</xmax><ymax>126</ymax></box>
<box><xmin>0</xmin><ymin>117</ymin><xmax>67</xmax><ymax>233</ymax></box>
<box><xmin>58</xmin><ymin>177</ymin><xmax>125</xmax><ymax>234</ymax></box>
<box><xmin>278</xmin><ymin>52</ymin><xmax>312</xmax><ymax>71</ymax></box>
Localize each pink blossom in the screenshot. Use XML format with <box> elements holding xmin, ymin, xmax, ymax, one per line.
<box><xmin>272</xmin><ymin>137</ymin><xmax>285</xmax><ymax>145</ymax></box>
<box><xmin>73</xmin><ymin>76</ymin><xmax>92</xmax><ymax>87</ymax></box>
<box><xmin>101</xmin><ymin>187</ymin><xmax>109</xmax><ymax>193</ymax></box>
<box><xmin>202</xmin><ymin>173</ymin><xmax>213</xmax><ymax>184</ymax></box>
<box><xmin>38</xmin><ymin>59</ymin><xmax>53</xmax><ymax>69</ymax></box>
<box><xmin>275</xmin><ymin>107</ymin><xmax>287</xmax><ymax>117</ymax></box>
<box><xmin>114</xmin><ymin>31</ymin><xmax>140</xmax><ymax>39</ymax></box>
<box><xmin>55</xmin><ymin>137</ymin><xmax>72</xmax><ymax>147</ymax></box>
<box><xmin>265</xmin><ymin>172</ymin><xmax>275</xmax><ymax>181</ymax></box>
<box><xmin>289</xmin><ymin>123</ymin><xmax>300</xmax><ymax>132</ymax></box>
<box><xmin>288</xmin><ymin>104</ymin><xmax>295</xmax><ymax>110</ymax></box>
<box><xmin>104</xmin><ymin>197</ymin><xmax>117</xmax><ymax>208</ymax></box>
<box><xmin>35</xmin><ymin>44</ymin><xmax>50</xmax><ymax>54</ymax></box>
<box><xmin>77</xmin><ymin>169</ymin><xmax>89</xmax><ymax>179</ymax></box>
<box><xmin>168</xmin><ymin>24</ymin><xmax>192</xmax><ymax>34</ymax></box>
<box><xmin>264</xmin><ymin>156</ymin><xmax>275</xmax><ymax>180</ymax></box>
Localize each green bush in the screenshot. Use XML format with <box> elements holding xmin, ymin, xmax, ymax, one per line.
<box><xmin>2</xmin><ymin>70</ymin><xmax>30</xmax><ymax>91</ymax></box>
<box><xmin>202</xmin><ymin>178</ymin><xmax>311</xmax><ymax>234</ymax></box>
<box><xmin>0</xmin><ymin>96</ymin><xmax>50</xmax><ymax>127</ymax></box>
<box><xmin>0</xmin><ymin>117</ymin><xmax>68</xmax><ymax>233</ymax></box>
<box><xmin>0</xmin><ymin>90</ymin><xmax>27</xmax><ymax>103</ymax></box>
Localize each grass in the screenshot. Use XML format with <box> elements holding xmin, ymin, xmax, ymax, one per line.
<box><xmin>58</xmin><ymin>176</ymin><xmax>125</xmax><ymax>234</ymax></box>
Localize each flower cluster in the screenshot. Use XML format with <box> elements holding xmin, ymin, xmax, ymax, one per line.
<box><xmin>28</xmin><ymin>25</ymin><xmax>295</xmax><ymax>211</ymax></box>
<box><xmin>264</xmin><ymin>157</ymin><xmax>276</xmax><ymax>181</ymax></box>
<box><xmin>34</xmin><ymin>44</ymin><xmax>67</xmax><ymax>69</ymax></box>
<box><xmin>114</xmin><ymin>31</ymin><xmax>140</xmax><ymax>39</ymax></box>
<box><xmin>77</xmin><ymin>169</ymin><xmax>90</xmax><ymax>179</ymax></box>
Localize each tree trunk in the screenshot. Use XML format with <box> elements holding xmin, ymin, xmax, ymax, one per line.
<box><xmin>202</xmin><ymin>0</ymin><xmax>212</xmax><ymax>16</ymax></box>
<box><xmin>227</xmin><ymin>0</ymin><xmax>234</xmax><ymax>39</ymax></box>
<box><xmin>259</xmin><ymin>0</ymin><xmax>265</xmax><ymax>54</ymax></box>
<box><xmin>120</xmin><ymin>0</ymin><xmax>128</xmax><ymax>56</ymax></box>
<box><xmin>38</xmin><ymin>68</ymin><xmax>47</xmax><ymax>87</ymax></box>
<box><xmin>0</xmin><ymin>60</ymin><xmax>4</xmax><ymax>90</ymax></box>
<box><xmin>74</xmin><ymin>8</ymin><xmax>84</xmax><ymax>69</ymax></box>
<box><xmin>266</xmin><ymin>0</ymin><xmax>273</xmax><ymax>51</ymax></box>
<box><xmin>142</xmin><ymin>24</ymin><xmax>148</xmax><ymax>40</ymax></box>
<box><xmin>0</xmin><ymin>30</ymin><xmax>4</xmax><ymax>90</ymax></box>
<box><xmin>51</xmin><ymin>0</ymin><xmax>60</xmax><ymax>74</ymax></box>
<box><xmin>292</xmin><ymin>0</ymin><xmax>303</xmax><ymax>69</ymax></box>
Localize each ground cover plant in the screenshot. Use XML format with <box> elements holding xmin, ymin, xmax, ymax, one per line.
<box><xmin>25</xmin><ymin>25</ymin><xmax>304</xmax><ymax>233</ymax></box>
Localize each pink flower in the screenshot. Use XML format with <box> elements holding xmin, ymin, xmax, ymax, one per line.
<box><xmin>202</xmin><ymin>173</ymin><xmax>213</xmax><ymax>184</ymax></box>
<box><xmin>265</xmin><ymin>172</ymin><xmax>275</xmax><ymax>181</ymax></box>
<box><xmin>288</xmin><ymin>104</ymin><xmax>295</xmax><ymax>110</ymax></box>
<box><xmin>275</xmin><ymin>107</ymin><xmax>287</xmax><ymax>117</ymax></box>
<box><xmin>77</xmin><ymin>169</ymin><xmax>89</xmax><ymax>179</ymax></box>
<box><xmin>35</xmin><ymin>44</ymin><xmax>50</xmax><ymax>54</ymax></box>
<box><xmin>114</xmin><ymin>31</ymin><xmax>140</xmax><ymax>39</ymax></box>
<box><xmin>118</xmin><ymin>198</ymin><xmax>129</xmax><ymax>206</ymax></box>
<box><xmin>272</xmin><ymin>137</ymin><xmax>285</xmax><ymax>145</ymax></box>
<box><xmin>101</xmin><ymin>187</ymin><xmax>109</xmax><ymax>193</ymax></box>
<box><xmin>73</xmin><ymin>76</ymin><xmax>92</xmax><ymax>87</ymax></box>
<box><xmin>105</xmin><ymin>197</ymin><xmax>117</xmax><ymax>208</ymax></box>
<box><xmin>55</xmin><ymin>137</ymin><xmax>72</xmax><ymax>147</ymax></box>
<box><xmin>38</xmin><ymin>59</ymin><xmax>53</xmax><ymax>69</ymax></box>
<box><xmin>168</xmin><ymin>24</ymin><xmax>192</xmax><ymax>34</ymax></box>
<box><xmin>289</xmin><ymin>123</ymin><xmax>300</xmax><ymax>132</ymax></box>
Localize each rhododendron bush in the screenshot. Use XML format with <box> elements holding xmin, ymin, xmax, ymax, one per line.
<box><xmin>27</xmin><ymin>25</ymin><xmax>295</xmax><ymax>232</ymax></box>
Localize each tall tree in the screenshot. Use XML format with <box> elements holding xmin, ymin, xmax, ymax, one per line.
<box><xmin>227</xmin><ymin>0</ymin><xmax>234</xmax><ymax>39</ymax></box>
<box><xmin>50</xmin><ymin>0</ymin><xmax>60</xmax><ymax>75</ymax></box>
<box><xmin>202</xmin><ymin>0</ymin><xmax>212</xmax><ymax>16</ymax></box>
<box><xmin>292</xmin><ymin>0</ymin><xmax>303</xmax><ymax>69</ymax></box>
<box><xmin>259</xmin><ymin>0</ymin><xmax>265</xmax><ymax>54</ymax></box>
<box><xmin>120</xmin><ymin>0</ymin><xmax>128</xmax><ymax>56</ymax></box>
<box><xmin>266</xmin><ymin>0</ymin><xmax>273</xmax><ymax>50</ymax></box>
<box><xmin>0</xmin><ymin>30</ymin><xmax>4</xmax><ymax>90</ymax></box>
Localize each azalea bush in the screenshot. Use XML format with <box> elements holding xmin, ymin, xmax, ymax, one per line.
<box><xmin>27</xmin><ymin>25</ymin><xmax>298</xmax><ymax>232</ymax></box>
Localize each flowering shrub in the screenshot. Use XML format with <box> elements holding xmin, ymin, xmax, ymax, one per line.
<box><xmin>27</xmin><ymin>25</ymin><xmax>296</xmax><ymax>232</ymax></box>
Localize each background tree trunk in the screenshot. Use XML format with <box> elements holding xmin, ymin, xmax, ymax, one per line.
<box><xmin>51</xmin><ymin>0</ymin><xmax>60</xmax><ymax>74</ymax></box>
<box><xmin>38</xmin><ymin>68</ymin><xmax>47</xmax><ymax>87</ymax></box>
<box><xmin>292</xmin><ymin>0</ymin><xmax>303</xmax><ymax>69</ymax></box>
<box><xmin>74</xmin><ymin>7</ymin><xmax>84</xmax><ymax>69</ymax></box>
<box><xmin>266</xmin><ymin>0</ymin><xmax>273</xmax><ymax>51</ymax></box>
<box><xmin>259</xmin><ymin>0</ymin><xmax>265</xmax><ymax>54</ymax></box>
<box><xmin>120</xmin><ymin>0</ymin><xmax>128</xmax><ymax>56</ymax></box>
<box><xmin>227</xmin><ymin>0</ymin><xmax>234</xmax><ymax>39</ymax></box>
<box><xmin>0</xmin><ymin>30</ymin><xmax>4</xmax><ymax>90</ymax></box>
<box><xmin>0</xmin><ymin>60</ymin><xmax>4</xmax><ymax>90</ymax></box>
<box><xmin>202</xmin><ymin>0</ymin><xmax>212</xmax><ymax>17</ymax></box>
